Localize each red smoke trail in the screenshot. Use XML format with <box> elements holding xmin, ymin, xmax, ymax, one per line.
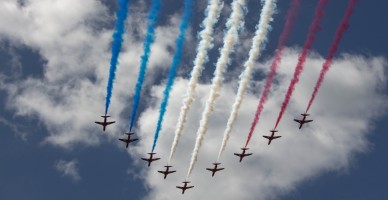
<box><xmin>306</xmin><ymin>0</ymin><xmax>357</xmax><ymax>113</ymax></box>
<box><xmin>245</xmin><ymin>0</ymin><xmax>300</xmax><ymax>147</ymax></box>
<box><xmin>274</xmin><ymin>0</ymin><xmax>329</xmax><ymax>129</ymax></box>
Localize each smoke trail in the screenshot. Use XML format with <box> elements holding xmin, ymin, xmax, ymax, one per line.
<box><xmin>168</xmin><ymin>0</ymin><xmax>223</xmax><ymax>163</ymax></box>
<box><xmin>274</xmin><ymin>0</ymin><xmax>329</xmax><ymax>129</ymax></box>
<box><xmin>244</xmin><ymin>0</ymin><xmax>300</xmax><ymax>147</ymax></box>
<box><xmin>105</xmin><ymin>0</ymin><xmax>131</xmax><ymax>115</ymax></box>
<box><xmin>129</xmin><ymin>0</ymin><xmax>162</xmax><ymax>131</ymax></box>
<box><xmin>306</xmin><ymin>0</ymin><xmax>357</xmax><ymax>113</ymax></box>
<box><xmin>217</xmin><ymin>0</ymin><xmax>277</xmax><ymax>160</ymax></box>
<box><xmin>187</xmin><ymin>0</ymin><xmax>246</xmax><ymax>178</ymax></box>
<box><xmin>151</xmin><ymin>0</ymin><xmax>193</xmax><ymax>152</ymax></box>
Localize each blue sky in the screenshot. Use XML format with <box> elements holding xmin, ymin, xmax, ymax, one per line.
<box><xmin>0</xmin><ymin>0</ymin><xmax>387</xmax><ymax>199</ymax></box>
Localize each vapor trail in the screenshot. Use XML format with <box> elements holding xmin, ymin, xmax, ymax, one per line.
<box><xmin>151</xmin><ymin>0</ymin><xmax>193</xmax><ymax>152</ymax></box>
<box><xmin>274</xmin><ymin>0</ymin><xmax>329</xmax><ymax>129</ymax></box>
<box><xmin>129</xmin><ymin>0</ymin><xmax>162</xmax><ymax>131</ymax></box>
<box><xmin>168</xmin><ymin>0</ymin><xmax>223</xmax><ymax>163</ymax></box>
<box><xmin>244</xmin><ymin>0</ymin><xmax>300</xmax><ymax>148</ymax></box>
<box><xmin>105</xmin><ymin>0</ymin><xmax>131</xmax><ymax>115</ymax></box>
<box><xmin>187</xmin><ymin>0</ymin><xmax>246</xmax><ymax>178</ymax></box>
<box><xmin>217</xmin><ymin>0</ymin><xmax>277</xmax><ymax>160</ymax></box>
<box><xmin>306</xmin><ymin>0</ymin><xmax>357</xmax><ymax>113</ymax></box>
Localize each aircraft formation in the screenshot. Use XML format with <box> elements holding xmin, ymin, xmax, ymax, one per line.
<box><xmin>95</xmin><ymin>111</ymin><xmax>313</xmax><ymax>193</ymax></box>
<box><xmin>95</xmin><ymin>0</ymin><xmax>357</xmax><ymax>194</ymax></box>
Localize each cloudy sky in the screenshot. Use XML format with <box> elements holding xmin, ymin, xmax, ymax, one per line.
<box><xmin>0</xmin><ymin>0</ymin><xmax>387</xmax><ymax>199</ymax></box>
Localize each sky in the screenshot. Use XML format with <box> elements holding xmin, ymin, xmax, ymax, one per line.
<box><xmin>0</xmin><ymin>0</ymin><xmax>387</xmax><ymax>199</ymax></box>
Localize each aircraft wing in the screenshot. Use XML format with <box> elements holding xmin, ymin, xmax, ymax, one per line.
<box><xmin>95</xmin><ymin>122</ymin><xmax>104</xmax><ymax>125</ymax></box>
<box><xmin>245</xmin><ymin>153</ymin><xmax>252</xmax><ymax>156</ymax></box>
<box><xmin>118</xmin><ymin>139</ymin><xmax>126</xmax><ymax>142</ymax></box>
<box><xmin>234</xmin><ymin>153</ymin><xmax>242</xmax><ymax>156</ymax></box>
<box><xmin>216</xmin><ymin>168</ymin><xmax>224</xmax><ymax>171</ymax></box>
<box><xmin>273</xmin><ymin>136</ymin><xmax>282</xmax><ymax>139</ymax></box>
<box><xmin>151</xmin><ymin>158</ymin><xmax>160</xmax><ymax>161</ymax></box>
<box><xmin>305</xmin><ymin>120</ymin><xmax>313</xmax><ymax>123</ymax></box>
<box><xmin>141</xmin><ymin>158</ymin><xmax>149</xmax><ymax>161</ymax></box>
<box><xmin>263</xmin><ymin>136</ymin><xmax>270</xmax><ymax>139</ymax></box>
<box><xmin>176</xmin><ymin>186</ymin><xmax>183</xmax><ymax>189</ymax></box>
<box><xmin>157</xmin><ymin>171</ymin><xmax>165</xmax><ymax>174</ymax></box>
<box><xmin>206</xmin><ymin>168</ymin><xmax>213</xmax><ymax>171</ymax></box>
<box><xmin>106</xmin><ymin>121</ymin><xmax>115</xmax><ymax>125</ymax></box>
<box><xmin>130</xmin><ymin>139</ymin><xmax>139</xmax><ymax>142</ymax></box>
<box><xmin>294</xmin><ymin>119</ymin><xmax>302</xmax><ymax>123</ymax></box>
<box><xmin>187</xmin><ymin>186</ymin><xmax>194</xmax><ymax>189</ymax></box>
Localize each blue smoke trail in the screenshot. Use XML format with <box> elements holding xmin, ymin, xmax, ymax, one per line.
<box><xmin>129</xmin><ymin>0</ymin><xmax>162</xmax><ymax>131</ymax></box>
<box><xmin>105</xmin><ymin>0</ymin><xmax>131</xmax><ymax>115</ymax></box>
<box><xmin>152</xmin><ymin>0</ymin><xmax>193</xmax><ymax>152</ymax></box>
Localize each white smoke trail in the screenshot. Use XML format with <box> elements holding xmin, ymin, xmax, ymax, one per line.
<box><xmin>217</xmin><ymin>0</ymin><xmax>277</xmax><ymax>160</ymax></box>
<box><xmin>168</xmin><ymin>0</ymin><xmax>223</xmax><ymax>163</ymax></box>
<box><xmin>186</xmin><ymin>0</ymin><xmax>246</xmax><ymax>178</ymax></box>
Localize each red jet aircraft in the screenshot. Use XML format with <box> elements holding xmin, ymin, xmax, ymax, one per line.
<box><xmin>263</xmin><ymin>129</ymin><xmax>281</xmax><ymax>145</ymax></box>
<box><xmin>95</xmin><ymin>115</ymin><xmax>115</xmax><ymax>131</ymax></box>
<box><xmin>157</xmin><ymin>165</ymin><xmax>176</xmax><ymax>179</ymax></box>
<box><xmin>141</xmin><ymin>152</ymin><xmax>160</xmax><ymax>167</ymax></box>
<box><xmin>206</xmin><ymin>163</ymin><xmax>224</xmax><ymax>177</ymax></box>
<box><xmin>234</xmin><ymin>147</ymin><xmax>252</xmax><ymax>162</ymax></box>
<box><xmin>118</xmin><ymin>132</ymin><xmax>138</xmax><ymax>148</ymax></box>
<box><xmin>294</xmin><ymin>113</ymin><xmax>313</xmax><ymax>129</ymax></box>
<box><xmin>176</xmin><ymin>181</ymin><xmax>194</xmax><ymax>194</ymax></box>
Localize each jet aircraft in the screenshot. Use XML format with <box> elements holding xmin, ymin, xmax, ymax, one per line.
<box><xmin>263</xmin><ymin>129</ymin><xmax>281</xmax><ymax>145</ymax></box>
<box><xmin>206</xmin><ymin>163</ymin><xmax>224</xmax><ymax>177</ymax></box>
<box><xmin>118</xmin><ymin>132</ymin><xmax>138</xmax><ymax>148</ymax></box>
<box><xmin>234</xmin><ymin>147</ymin><xmax>252</xmax><ymax>162</ymax></box>
<box><xmin>141</xmin><ymin>152</ymin><xmax>160</xmax><ymax>167</ymax></box>
<box><xmin>176</xmin><ymin>181</ymin><xmax>194</xmax><ymax>194</ymax></box>
<box><xmin>294</xmin><ymin>113</ymin><xmax>313</xmax><ymax>129</ymax></box>
<box><xmin>157</xmin><ymin>165</ymin><xmax>176</xmax><ymax>179</ymax></box>
<box><xmin>95</xmin><ymin>115</ymin><xmax>115</xmax><ymax>131</ymax></box>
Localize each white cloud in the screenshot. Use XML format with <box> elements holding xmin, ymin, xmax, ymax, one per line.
<box><xmin>0</xmin><ymin>0</ymin><xmax>182</xmax><ymax>148</ymax></box>
<box><xmin>133</xmin><ymin>50</ymin><xmax>387</xmax><ymax>200</ymax></box>
<box><xmin>0</xmin><ymin>114</ymin><xmax>27</xmax><ymax>140</ymax></box>
<box><xmin>0</xmin><ymin>1</ymin><xmax>387</xmax><ymax>200</ymax></box>
<box><xmin>55</xmin><ymin>159</ymin><xmax>81</xmax><ymax>182</ymax></box>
